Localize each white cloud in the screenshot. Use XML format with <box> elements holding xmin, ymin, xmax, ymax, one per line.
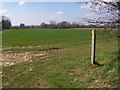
<box><xmin>103</xmin><ymin>0</ymin><xmax>111</xmax><ymax>1</ymax></box>
<box><xmin>0</xmin><ymin>9</ymin><xmax>7</xmax><ymax>14</ymax></box>
<box><xmin>56</xmin><ymin>11</ymin><xmax>63</xmax><ymax>15</ymax></box>
<box><xmin>102</xmin><ymin>0</ymin><xmax>117</xmax><ymax>2</ymax></box>
<box><xmin>80</xmin><ymin>5</ymin><xmax>88</xmax><ymax>9</ymax></box>
<box><xmin>51</xmin><ymin>11</ymin><xmax>64</xmax><ymax>20</ymax></box>
<box><xmin>80</xmin><ymin>2</ymin><xmax>108</xmax><ymax>12</ymax></box>
<box><xmin>51</xmin><ymin>14</ymin><xmax>55</xmax><ymax>19</ymax></box>
<box><xmin>80</xmin><ymin>3</ymin><xmax>92</xmax><ymax>10</ymax></box>
<box><xmin>0</xmin><ymin>9</ymin><xmax>8</xmax><ymax>16</ymax></box>
<box><xmin>19</xmin><ymin>0</ymin><xmax>25</xmax><ymax>6</ymax></box>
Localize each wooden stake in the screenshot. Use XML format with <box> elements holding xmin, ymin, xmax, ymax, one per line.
<box><xmin>91</xmin><ymin>29</ymin><xmax>96</xmax><ymax>65</ymax></box>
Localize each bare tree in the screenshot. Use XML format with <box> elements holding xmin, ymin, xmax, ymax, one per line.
<box><xmin>57</xmin><ymin>21</ymin><xmax>71</xmax><ymax>29</ymax></box>
<box><xmin>49</xmin><ymin>20</ymin><xmax>57</xmax><ymax>29</ymax></box>
<box><xmin>41</xmin><ymin>22</ymin><xmax>48</xmax><ymax>28</ymax></box>
<box><xmin>2</xmin><ymin>16</ymin><xmax>12</xmax><ymax>30</ymax></box>
<box><xmin>71</xmin><ymin>22</ymin><xmax>79</xmax><ymax>28</ymax></box>
<box><xmin>83</xmin><ymin>1</ymin><xmax>119</xmax><ymax>25</ymax></box>
<box><xmin>82</xmin><ymin>1</ymin><xmax>120</xmax><ymax>37</ymax></box>
<box><xmin>89</xmin><ymin>0</ymin><xmax>120</xmax><ymax>37</ymax></box>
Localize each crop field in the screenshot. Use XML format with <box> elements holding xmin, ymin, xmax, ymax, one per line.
<box><xmin>2</xmin><ymin>28</ymin><xmax>118</xmax><ymax>88</ymax></box>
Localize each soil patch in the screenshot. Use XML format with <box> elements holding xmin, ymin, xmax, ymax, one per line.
<box><xmin>2</xmin><ymin>46</ymin><xmax>63</xmax><ymax>66</ymax></box>
<box><xmin>2</xmin><ymin>50</ymin><xmax>47</xmax><ymax>66</ymax></box>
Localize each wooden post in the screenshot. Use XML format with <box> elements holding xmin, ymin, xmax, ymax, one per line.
<box><xmin>91</xmin><ymin>29</ymin><xmax>96</xmax><ymax>65</ymax></box>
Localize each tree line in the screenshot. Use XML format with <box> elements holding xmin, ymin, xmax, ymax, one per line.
<box><xmin>0</xmin><ymin>16</ymin><xmax>116</xmax><ymax>31</ymax></box>
<box><xmin>12</xmin><ymin>21</ymin><xmax>104</xmax><ymax>29</ymax></box>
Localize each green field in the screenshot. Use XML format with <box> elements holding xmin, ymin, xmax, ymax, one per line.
<box><xmin>2</xmin><ymin>28</ymin><xmax>118</xmax><ymax>88</ymax></box>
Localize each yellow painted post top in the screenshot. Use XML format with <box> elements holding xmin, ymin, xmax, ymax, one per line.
<box><xmin>92</xmin><ymin>29</ymin><xmax>95</xmax><ymax>39</ymax></box>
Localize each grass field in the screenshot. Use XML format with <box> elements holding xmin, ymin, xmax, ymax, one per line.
<box><xmin>2</xmin><ymin>28</ymin><xmax>118</xmax><ymax>88</ymax></box>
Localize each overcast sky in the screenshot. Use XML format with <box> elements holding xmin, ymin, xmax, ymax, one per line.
<box><xmin>0</xmin><ymin>1</ymin><xmax>99</xmax><ymax>26</ymax></box>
